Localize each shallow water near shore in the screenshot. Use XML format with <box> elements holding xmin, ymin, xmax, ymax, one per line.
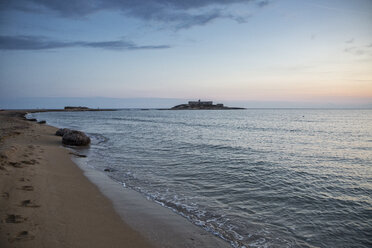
<box><xmin>30</xmin><ymin>109</ymin><xmax>372</xmax><ymax>248</ymax></box>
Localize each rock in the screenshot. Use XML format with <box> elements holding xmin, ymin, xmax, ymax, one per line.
<box><xmin>55</xmin><ymin>128</ymin><xmax>72</xmax><ymax>136</ymax></box>
<box><xmin>27</xmin><ymin>118</ymin><xmax>37</xmax><ymax>122</ymax></box>
<box><xmin>62</xmin><ymin>130</ymin><xmax>90</xmax><ymax>146</ymax></box>
<box><xmin>38</xmin><ymin>120</ymin><xmax>46</xmax><ymax>124</ymax></box>
<box><xmin>104</xmin><ymin>168</ymin><xmax>111</xmax><ymax>172</ymax></box>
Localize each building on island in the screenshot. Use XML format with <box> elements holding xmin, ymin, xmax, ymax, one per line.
<box><xmin>171</xmin><ymin>100</ymin><xmax>241</xmax><ymax>110</ymax></box>
<box><xmin>188</xmin><ymin>100</ymin><xmax>213</xmax><ymax>106</ymax></box>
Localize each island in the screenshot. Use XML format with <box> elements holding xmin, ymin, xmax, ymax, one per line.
<box><xmin>60</xmin><ymin>106</ymin><xmax>116</xmax><ymax>112</ymax></box>
<box><xmin>171</xmin><ymin>100</ymin><xmax>245</xmax><ymax>110</ymax></box>
<box><xmin>64</xmin><ymin>106</ymin><xmax>90</xmax><ymax>110</ymax></box>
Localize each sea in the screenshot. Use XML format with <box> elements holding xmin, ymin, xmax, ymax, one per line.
<box><xmin>29</xmin><ymin>109</ymin><xmax>372</xmax><ymax>248</ymax></box>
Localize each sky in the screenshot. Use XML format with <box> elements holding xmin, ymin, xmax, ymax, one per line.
<box><xmin>0</xmin><ymin>0</ymin><xmax>372</xmax><ymax>108</ymax></box>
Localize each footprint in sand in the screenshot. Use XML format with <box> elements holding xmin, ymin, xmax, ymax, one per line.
<box><xmin>0</xmin><ymin>153</ymin><xmax>8</xmax><ymax>160</ymax></box>
<box><xmin>8</xmin><ymin>162</ymin><xmax>23</xmax><ymax>168</ymax></box>
<box><xmin>5</xmin><ymin>214</ymin><xmax>27</xmax><ymax>223</ymax></box>
<box><xmin>18</xmin><ymin>186</ymin><xmax>34</xmax><ymax>191</ymax></box>
<box><xmin>21</xmin><ymin>160</ymin><xmax>38</xmax><ymax>165</ymax></box>
<box><xmin>18</xmin><ymin>177</ymin><xmax>30</xmax><ymax>182</ymax></box>
<box><xmin>20</xmin><ymin>200</ymin><xmax>40</xmax><ymax>208</ymax></box>
<box><xmin>9</xmin><ymin>231</ymin><xmax>35</xmax><ymax>243</ymax></box>
<box><xmin>2</xmin><ymin>192</ymin><xmax>9</xmax><ymax>199</ymax></box>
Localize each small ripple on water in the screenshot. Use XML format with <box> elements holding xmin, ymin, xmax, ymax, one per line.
<box><xmin>32</xmin><ymin>109</ymin><xmax>372</xmax><ymax>248</ymax></box>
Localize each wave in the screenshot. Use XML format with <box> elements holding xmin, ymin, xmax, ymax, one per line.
<box><xmin>31</xmin><ymin>109</ymin><xmax>372</xmax><ymax>248</ymax></box>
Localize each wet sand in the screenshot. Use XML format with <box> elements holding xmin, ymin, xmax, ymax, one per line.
<box><xmin>0</xmin><ymin>110</ymin><xmax>230</xmax><ymax>248</ymax></box>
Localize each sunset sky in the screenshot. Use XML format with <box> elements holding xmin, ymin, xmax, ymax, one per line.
<box><xmin>1</xmin><ymin>0</ymin><xmax>372</xmax><ymax>108</ymax></box>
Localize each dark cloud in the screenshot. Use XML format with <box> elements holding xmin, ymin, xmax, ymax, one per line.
<box><xmin>0</xmin><ymin>35</ymin><xmax>170</xmax><ymax>50</ymax></box>
<box><xmin>256</xmin><ymin>0</ymin><xmax>270</xmax><ymax>8</ymax></box>
<box><xmin>0</xmin><ymin>0</ymin><xmax>269</xmax><ymax>29</ymax></box>
<box><xmin>79</xmin><ymin>40</ymin><xmax>170</xmax><ymax>50</ymax></box>
<box><xmin>0</xmin><ymin>35</ymin><xmax>70</xmax><ymax>50</ymax></box>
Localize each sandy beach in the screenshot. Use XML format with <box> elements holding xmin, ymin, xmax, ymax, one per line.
<box><xmin>0</xmin><ymin>110</ymin><xmax>230</xmax><ymax>248</ymax></box>
<box><xmin>0</xmin><ymin>111</ymin><xmax>153</xmax><ymax>247</ymax></box>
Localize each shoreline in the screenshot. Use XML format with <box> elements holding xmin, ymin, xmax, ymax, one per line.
<box><xmin>0</xmin><ymin>110</ymin><xmax>230</xmax><ymax>247</ymax></box>
<box><xmin>0</xmin><ymin>110</ymin><xmax>152</xmax><ymax>248</ymax></box>
<box><xmin>73</xmin><ymin>157</ymin><xmax>230</xmax><ymax>248</ymax></box>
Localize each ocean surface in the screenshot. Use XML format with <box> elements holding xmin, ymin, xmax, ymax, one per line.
<box><xmin>30</xmin><ymin>109</ymin><xmax>372</xmax><ymax>247</ymax></box>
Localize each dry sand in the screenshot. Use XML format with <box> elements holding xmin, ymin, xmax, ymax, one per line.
<box><xmin>0</xmin><ymin>110</ymin><xmax>231</xmax><ymax>248</ymax></box>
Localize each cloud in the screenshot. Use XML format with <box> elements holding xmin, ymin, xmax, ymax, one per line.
<box><xmin>256</xmin><ymin>0</ymin><xmax>270</xmax><ymax>8</ymax></box>
<box><xmin>344</xmin><ymin>44</ymin><xmax>372</xmax><ymax>57</ymax></box>
<box><xmin>345</xmin><ymin>38</ymin><xmax>354</xmax><ymax>44</ymax></box>
<box><xmin>344</xmin><ymin>47</ymin><xmax>365</xmax><ymax>56</ymax></box>
<box><xmin>0</xmin><ymin>0</ymin><xmax>268</xmax><ymax>29</ymax></box>
<box><xmin>0</xmin><ymin>35</ymin><xmax>170</xmax><ymax>51</ymax></box>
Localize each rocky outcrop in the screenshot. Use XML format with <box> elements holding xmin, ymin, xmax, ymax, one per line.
<box><xmin>55</xmin><ymin>128</ymin><xmax>72</xmax><ymax>136</ymax></box>
<box><xmin>62</xmin><ymin>130</ymin><xmax>90</xmax><ymax>146</ymax></box>
<box><xmin>55</xmin><ymin>128</ymin><xmax>90</xmax><ymax>146</ymax></box>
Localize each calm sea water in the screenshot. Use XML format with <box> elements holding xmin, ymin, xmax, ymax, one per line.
<box><xmin>31</xmin><ymin>109</ymin><xmax>372</xmax><ymax>247</ymax></box>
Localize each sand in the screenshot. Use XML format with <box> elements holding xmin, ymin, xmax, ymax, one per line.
<box><xmin>0</xmin><ymin>110</ymin><xmax>230</xmax><ymax>248</ymax></box>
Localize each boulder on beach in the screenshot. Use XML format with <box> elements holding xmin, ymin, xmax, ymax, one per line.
<box><xmin>55</xmin><ymin>128</ymin><xmax>72</xmax><ymax>136</ymax></box>
<box><xmin>27</xmin><ymin>118</ymin><xmax>37</xmax><ymax>122</ymax></box>
<box><xmin>62</xmin><ymin>130</ymin><xmax>90</xmax><ymax>146</ymax></box>
<box><xmin>38</xmin><ymin>120</ymin><xmax>46</xmax><ymax>124</ymax></box>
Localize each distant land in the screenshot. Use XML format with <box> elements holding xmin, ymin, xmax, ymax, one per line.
<box><xmin>171</xmin><ymin>100</ymin><xmax>245</xmax><ymax>110</ymax></box>
<box><xmin>0</xmin><ymin>97</ymin><xmax>371</xmax><ymax>109</ymax></box>
<box><xmin>62</xmin><ymin>106</ymin><xmax>116</xmax><ymax>111</ymax></box>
